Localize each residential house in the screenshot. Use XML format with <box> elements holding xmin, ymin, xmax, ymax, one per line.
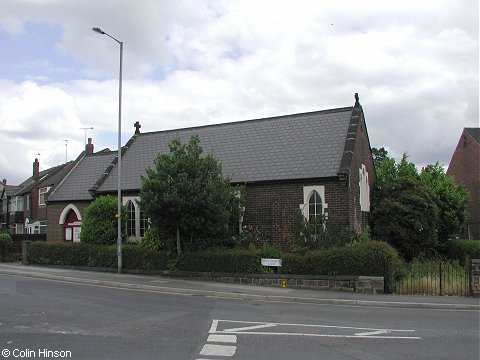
<box><xmin>0</xmin><ymin>179</ymin><xmax>21</xmax><ymax>233</ymax></box>
<box><xmin>1</xmin><ymin>158</ymin><xmax>74</xmax><ymax>235</ymax></box>
<box><xmin>47</xmin><ymin>139</ymin><xmax>116</xmax><ymax>242</ymax></box>
<box><xmin>447</xmin><ymin>128</ymin><xmax>480</xmax><ymax>239</ymax></box>
<box><xmin>47</xmin><ymin>94</ymin><xmax>375</xmax><ymax>248</ymax></box>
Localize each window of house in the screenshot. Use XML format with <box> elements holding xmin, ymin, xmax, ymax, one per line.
<box><xmin>139</xmin><ymin>208</ymin><xmax>148</xmax><ymax>237</ymax></box>
<box><xmin>301</xmin><ymin>185</ymin><xmax>328</xmax><ymax>236</ymax></box>
<box><xmin>359</xmin><ymin>164</ymin><xmax>370</xmax><ymax>212</ymax></box>
<box><xmin>9</xmin><ymin>196</ymin><xmax>24</xmax><ymax>212</ymax></box>
<box><xmin>39</xmin><ymin>187</ymin><xmax>51</xmax><ymax>206</ymax></box>
<box><xmin>39</xmin><ymin>220</ymin><xmax>47</xmax><ymax>234</ymax></box>
<box><xmin>126</xmin><ymin>201</ymin><xmax>136</xmax><ymax>237</ymax></box>
<box><xmin>308</xmin><ymin>191</ymin><xmax>323</xmax><ymax>223</ymax></box>
<box><xmin>308</xmin><ymin>191</ymin><xmax>323</xmax><ymax>235</ymax></box>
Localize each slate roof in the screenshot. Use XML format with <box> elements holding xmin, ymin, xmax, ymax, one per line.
<box><xmin>48</xmin><ymin>151</ymin><xmax>117</xmax><ymax>202</ymax></box>
<box><xmin>16</xmin><ymin>162</ymin><xmax>73</xmax><ymax>196</ymax></box>
<box><xmin>465</xmin><ymin>128</ymin><xmax>480</xmax><ymax>144</ymax></box>
<box><xmin>96</xmin><ymin>106</ymin><xmax>355</xmax><ymax>193</ymax></box>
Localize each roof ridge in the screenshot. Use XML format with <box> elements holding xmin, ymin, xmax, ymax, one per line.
<box><xmin>138</xmin><ymin>106</ymin><xmax>354</xmax><ymax>137</ymax></box>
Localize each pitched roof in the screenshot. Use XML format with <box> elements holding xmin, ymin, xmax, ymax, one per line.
<box><xmin>16</xmin><ymin>162</ymin><xmax>73</xmax><ymax>196</ymax></box>
<box><xmin>48</xmin><ymin>151</ymin><xmax>117</xmax><ymax>202</ymax></box>
<box><xmin>96</xmin><ymin>106</ymin><xmax>355</xmax><ymax>193</ymax></box>
<box><xmin>465</xmin><ymin>128</ymin><xmax>480</xmax><ymax>144</ymax></box>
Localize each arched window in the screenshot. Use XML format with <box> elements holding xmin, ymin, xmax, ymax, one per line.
<box><xmin>308</xmin><ymin>191</ymin><xmax>323</xmax><ymax>233</ymax></box>
<box><xmin>139</xmin><ymin>208</ymin><xmax>148</xmax><ymax>237</ymax></box>
<box><xmin>126</xmin><ymin>201</ymin><xmax>136</xmax><ymax>237</ymax></box>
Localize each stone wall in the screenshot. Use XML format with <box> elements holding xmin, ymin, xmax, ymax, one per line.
<box><xmin>471</xmin><ymin>259</ymin><xmax>480</xmax><ymax>298</ymax></box>
<box><xmin>159</xmin><ymin>272</ymin><xmax>385</xmax><ymax>294</ymax></box>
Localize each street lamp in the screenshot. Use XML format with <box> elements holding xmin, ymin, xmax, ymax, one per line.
<box><xmin>92</xmin><ymin>26</ymin><xmax>123</xmax><ymax>274</ymax></box>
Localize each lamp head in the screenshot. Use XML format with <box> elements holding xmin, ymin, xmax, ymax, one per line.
<box><xmin>92</xmin><ymin>27</ymin><xmax>105</xmax><ymax>35</ymax></box>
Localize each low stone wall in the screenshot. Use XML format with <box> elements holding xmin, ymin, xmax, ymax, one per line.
<box><xmin>158</xmin><ymin>272</ymin><xmax>385</xmax><ymax>294</ymax></box>
<box><xmin>471</xmin><ymin>259</ymin><xmax>480</xmax><ymax>298</ymax></box>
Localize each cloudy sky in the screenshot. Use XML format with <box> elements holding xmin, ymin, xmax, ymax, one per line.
<box><xmin>0</xmin><ymin>0</ymin><xmax>478</xmax><ymax>185</ymax></box>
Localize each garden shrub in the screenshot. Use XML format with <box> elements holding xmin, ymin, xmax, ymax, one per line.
<box><xmin>282</xmin><ymin>241</ymin><xmax>402</xmax><ymax>277</ymax></box>
<box><xmin>0</xmin><ymin>233</ymin><xmax>13</xmax><ymax>245</ymax></box>
<box><xmin>27</xmin><ymin>242</ymin><xmax>171</xmax><ymax>270</ymax></box>
<box><xmin>445</xmin><ymin>239</ymin><xmax>480</xmax><ymax>263</ymax></box>
<box><xmin>177</xmin><ymin>248</ymin><xmax>265</xmax><ymax>273</ymax></box>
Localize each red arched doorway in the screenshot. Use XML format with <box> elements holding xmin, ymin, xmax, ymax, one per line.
<box><xmin>64</xmin><ymin>209</ymin><xmax>81</xmax><ymax>242</ymax></box>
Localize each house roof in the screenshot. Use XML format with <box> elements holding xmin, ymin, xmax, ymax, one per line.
<box><xmin>1</xmin><ymin>185</ymin><xmax>20</xmax><ymax>199</ymax></box>
<box><xmin>15</xmin><ymin>162</ymin><xmax>73</xmax><ymax>196</ymax></box>
<box><xmin>95</xmin><ymin>106</ymin><xmax>356</xmax><ymax>193</ymax></box>
<box><xmin>465</xmin><ymin>128</ymin><xmax>480</xmax><ymax>144</ymax></box>
<box><xmin>48</xmin><ymin>151</ymin><xmax>117</xmax><ymax>202</ymax></box>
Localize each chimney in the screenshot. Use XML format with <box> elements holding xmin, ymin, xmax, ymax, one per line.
<box><xmin>33</xmin><ymin>158</ymin><xmax>39</xmax><ymax>179</ymax></box>
<box><xmin>86</xmin><ymin>138</ymin><xmax>94</xmax><ymax>154</ymax></box>
<box><xmin>2</xmin><ymin>179</ymin><xmax>6</xmax><ymax>185</ymax></box>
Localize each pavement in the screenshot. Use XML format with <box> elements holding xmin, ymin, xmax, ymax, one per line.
<box><xmin>0</xmin><ymin>263</ymin><xmax>479</xmax><ymax>310</ymax></box>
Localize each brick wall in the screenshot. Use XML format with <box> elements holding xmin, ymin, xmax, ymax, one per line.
<box><xmin>242</xmin><ymin>179</ymin><xmax>348</xmax><ymax>248</ymax></box>
<box><xmin>348</xmin><ymin>109</ymin><xmax>376</xmax><ymax>231</ymax></box>
<box><xmin>447</xmin><ymin>129</ymin><xmax>480</xmax><ymax>239</ymax></box>
<box><xmin>46</xmin><ymin>201</ymin><xmax>90</xmax><ymax>242</ymax></box>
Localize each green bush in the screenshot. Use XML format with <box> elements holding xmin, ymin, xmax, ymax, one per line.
<box><xmin>80</xmin><ymin>195</ymin><xmax>126</xmax><ymax>245</ymax></box>
<box><xmin>27</xmin><ymin>242</ymin><xmax>171</xmax><ymax>270</ymax></box>
<box><xmin>177</xmin><ymin>248</ymin><xmax>265</xmax><ymax>273</ymax></box>
<box><xmin>282</xmin><ymin>241</ymin><xmax>402</xmax><ymax>277</ymax></box>
<box><xmin>445</xmin><ymin>239</ymin><xmax>480</xmax><ymax>262</ymax></box>
<box><xmin>0</xmin><ymin>233</ymin><xmax>13</xmax><ymax>245</ymax></box>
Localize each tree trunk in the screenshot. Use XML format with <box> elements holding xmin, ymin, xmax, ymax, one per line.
<box><xmin>176</xmin><ymin>227</ymin><xmax>181</xmax><ymax>256</ymax></box>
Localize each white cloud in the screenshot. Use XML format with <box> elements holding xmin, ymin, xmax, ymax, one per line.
<box><xmin>0</xmin><ymin>0</ymin><xmax>478</xmax><ymax>184</ymax></box>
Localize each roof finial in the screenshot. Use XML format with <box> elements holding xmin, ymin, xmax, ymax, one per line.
<box><xmin>354</xmin><ymin>93</ymin><xmax>360</xmax><ymax>107</ymax></box>
<box><xmin>134</xmin><ymin>121</ymin><xmax>141</xmax><ymax>135</ymax></box>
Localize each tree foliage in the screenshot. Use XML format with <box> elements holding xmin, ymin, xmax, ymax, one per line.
<box><xmin>139</xmin><ymin>135</ymin><xmax>244</xmax><ymax>255</ymax></box>
<box><xmin>370</xmin><ymin>149</ymin><xmax>468</xmax><ymax>260</ymax></box>
<box><xmin>419</xmin><ymin>163</ymin><xmax>469</xmax><ymax>243</ymax></box>
<box><xmin>79</xmin><ymin>195</ymin><xmax>126</xmax><ymax>245</ymax></box>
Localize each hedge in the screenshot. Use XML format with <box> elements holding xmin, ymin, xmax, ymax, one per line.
<box><xmin>26</xmin><ymin>241</ymin><xmax>401</xmax><ymax>278</ymax></box>
<box><xmin>282</xmin><ymin>241</ymin><xmax>402</xmax><ymax>277</ymax></box>
<box><xmin>27</xmin><ymin>242</ymin><xmax>171</xmax><ymax>270</ymax></box>
<box><xmin>445</xmin><ymin>239</ymin><xmax>480</xmax><ymax>262</ymax></box>
<box><xmin>177</xmin><ymin>248</ymin><xmax>265</xmax><ymax>273</ymax></box>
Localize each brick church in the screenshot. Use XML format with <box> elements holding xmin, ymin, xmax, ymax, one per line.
<box><xmin>47</xmin><ymin>94</ymin><xmax>375</xmax><ymax>247</ymax></box>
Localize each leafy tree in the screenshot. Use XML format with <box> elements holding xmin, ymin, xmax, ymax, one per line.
<box><xmin>139</xmin><ymin>135</ymin><xmax>244</xmax><ymax>255</ymax></box>
<box><xmin>371</xmin><ymin>177</ymin><xmax>439</xmax><ymax>261</ymax></box>
<box><xmin>371</xmin><ymin>147</ymin><xmax>389</xmax><ymax>168</ymax></box>
<box><xmin>370</xmin><ymin>151</ymin><xmax>469</xmax><ymax>260</ymax></box>
<box><xmin>80</xmin><ymin>195</ymin><xmax>126</xmax><ymax>245</ymax></box>
<box><xmin>420</xmin><ymin>163</ymin><xmax>469</xmax><ymax>244</ymax></box>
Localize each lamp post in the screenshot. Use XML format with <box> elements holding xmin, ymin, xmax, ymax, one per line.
<box><xmin>92</xmin><ymin>26</ymin><xmax>123</xmax><ymax>274</ymax></box>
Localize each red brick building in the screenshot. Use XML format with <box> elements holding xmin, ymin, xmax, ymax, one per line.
<box><xmin>47</xmin><ymin>94</ymin><xmax>375</xmax><ymax>248</ymax></box>
<box><xmin>447</xmin><ymin>128</ymin><xmax>480</xmax><ymax>239</ymax></box>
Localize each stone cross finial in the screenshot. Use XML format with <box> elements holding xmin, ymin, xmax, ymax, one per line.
<box><xmin>355</xmin><ymin>93</ymin><xmax>360</xmax><ymax>106</ymax></box>
<box><xmin>354</xmin><ymin>93</ymin><xmax>360</xmax><ymax>107</ymax></box>
<box><xmin>134</xmin><ymin>121</ymin><xmax>141</xmax><ymax>134</ymax></box>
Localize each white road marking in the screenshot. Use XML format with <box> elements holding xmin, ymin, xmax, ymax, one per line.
<box><xmin>207</xmin><ymin>334</ymin><xmax>237</xmax><ymax>343</ymax></box>
<box><xmin>224</xmin><ymin>323</ymin><xmax>277</xmax><ymax>332</ymax></box>
<box><xmin>200</xmin><ymin>344</ymin><xmax>237</xmax><ymax>357</ymax></box>
<box><xmin>355</xmin><ymin>330</ymin><xmax>389</xmax><ymax>336</ymax></box>
<box><xmin>209</xmin><ymin>319</ymin><xmax>219</xmax><ymax>333</ymax></box>
<box><xmin>210</xmin><ymin>319</ymin><xmax>420</xmax><ymax>340</ymax></box>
